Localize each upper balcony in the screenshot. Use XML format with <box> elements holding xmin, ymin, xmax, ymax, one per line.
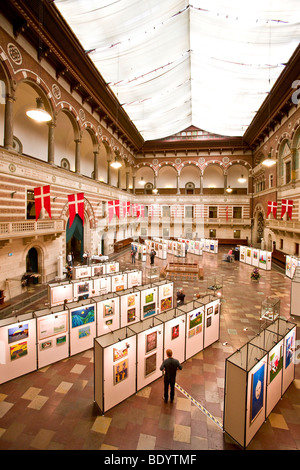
<box><xmin>0</xmin><ymin>219</ymin><xmax>65</xmax><ymax>246</ymax></box>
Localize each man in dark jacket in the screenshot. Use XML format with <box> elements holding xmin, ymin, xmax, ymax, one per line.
<box><xmin>160</xmin><ymin>349</ymin><xmax>182</xmax><ymax>403</ymax></box>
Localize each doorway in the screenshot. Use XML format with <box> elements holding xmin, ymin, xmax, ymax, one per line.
<box><xmin>26</xmin><ymin>247</ymin><xmax>38</xmax><ymax>273</ymax></box>
<box><xmin>66</xmin><ymin>214</ymin><xmax>84</xmax><ymax>264</ymax></box>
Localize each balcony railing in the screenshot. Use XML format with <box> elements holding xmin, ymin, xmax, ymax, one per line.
<box><xmin>265</xmin><ymin>219</ymin><xmax>300</xmax><ymax>233</ymax></box>
<box><xmin>0</xmin><ymin>219</ymin><xmax>65</xmax><ymax>239</ymax></box>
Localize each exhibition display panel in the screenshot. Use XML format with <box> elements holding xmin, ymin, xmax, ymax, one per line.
<box><xmin>224</xmin><ymin>317</ymin><xmax>296</xmax><ymax>448</ymax></box>
<box><xmin>35</xmin><ymin>306</ymin><xmax>69</xmax><ymax>368</ymax></box>
<box><xmin>118</xmin><ymin>288</ymin><xmax>141</xmax><ymax>328</ymax></box>
<box><xmin>0</xmin><ymin>313</ymin><xmax>37</xmax><ymax>384</ymax></box>
<box><xmin>48</xmin><ymin>280</ymin><xmax>73</xmax><ymax>307</ymax></box>
<box><xmin>128</xmin><ymin>317</ymin><xmax>164</xmax><ymax>391</ymax></box>
<box><xmin>153</xmin><ymin>280</ymin><xmax>174</xmax><ymax>313</ymax></box>
<box><xmin>67</xmin><ymin>299</ymin><xmax>97</xmax><ymax>356</ymax></box>
<box><xmin>239</xmin><ymin>246</ymin><xmax>272</xmax><ymax>270</ymax></box>
<box><xmin>94</xmin><ymin>327</ymin><xmax>137</xmax><ymax>413</ymax></box>
<box><xmin>126</xmin><ymin>269</ymin><xmax>143</xmax><ymax>288</ymax></box>
<box><xmin>290</xmin><ymin>266</ymin><xmax>300</xmax><ymax>317</ymax></box>
<box><xmin>156</xmin><ymin>308</ymin><xmax>186</xmax><ymax>364</ymax></box>
<box><xmin>72</xmin><ymin>265</ymin><xmax>92</xmax><ymax>280</ymax></box>
<box><xmin>72</xmin><ymin>278</ymin><xmax>93</xmax><ymax>301</ymax></box>
<box><xmin>177</xmin><ymin>301</ymin><xmax>204</xmax><ymax>360</ymax></box>
<box><xmin>95</xmin><ymin>293</ymin><xmax>120</xmax><ymax>336</ymax></box>
<box><xmin>110</xmin><ymin>272</ymin><xmax>128</xmax><ymax>293</ymax></box>
<box><xmin>134</xmin><ymin>283</ymin><xmax>159</xmax><ymax>320</ymax></box>
<box><xmin>285</xmin><ymin>255</ymin><xmax>300</xmax><ymax>279</ymax></box>
<box><xmin>92</xmin><ymin>275</ymin><xmax>112</xmax><ymax>296</ymax></box>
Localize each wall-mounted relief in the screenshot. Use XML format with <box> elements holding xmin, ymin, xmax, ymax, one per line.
<box><xmin>7</xmin><ymin>43</ymin><xmax>22</xmax><ymax>65</ymax></box>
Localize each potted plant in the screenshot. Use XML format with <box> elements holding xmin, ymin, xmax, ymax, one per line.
<box><xmin>251</xmin><ymin>267</ymin><xmax>260</xmax><ymax>281</ymax></box>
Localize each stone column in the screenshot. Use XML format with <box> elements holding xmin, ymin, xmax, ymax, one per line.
<box><xmin>224</xmin><ymin>173</ymin><xmax>227</xmax><ymax>194</ymax></box>
<box><xmin>4</xmin><ymin>93</ymin><xmax>15</xmax><ymax>150</ymax></box>
<box><xmin>200</xmin><ymin>172</ymin><xmax>203</xmax><ymax>195</ymax></box>
<box><xmin>75</xmin><ymin>138</ymin><xmax>81</xmax><ymax>173</ymax></box>
<box><xmin>107</xmin><ymin>160</ymin><xmax>111</xmax><ymax>185</ymax></box>
<box><xmin>93</xmin><ymin>150</ymin><xmax>99</xmax><ymax>180</ymax></box>
<box><xmin>176</xmin><ymin>173</ymin><xmax>180</xmax><ymax>194</ymax></box>
<box><xmin>132</xmin><ymin>175</ymin><xmax>136</xmax><ymax>194</ymax></box>
<box><xmin>47</xmin><ymin>120</ymin><xmax>56</xmax><ymax>164</ymax></box>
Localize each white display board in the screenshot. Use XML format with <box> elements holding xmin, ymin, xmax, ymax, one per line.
<box><xmin>138</xmin><ymin>285</ymin><xmax>158</xmax><ymax>320</ymax></box>
<box><xmin>48</xmin><ymin>282</ymin><xmax>73</xmax><ymax>307</ymax></box>
<box><xmin>282</xmin><ymin>326</ymin><xmax>296</xmax><ymax>394</ymax></box>
<box><xmin>95</xmin><ymin>329</ymin><xmax>137</xmax><ymax>413</ymax></box>
<box><xmin>105</xmin><ymin>261</ymin><xmax>120</xmax><ymax>274</ymax></box>
<box><xmin>185</xmin><ymin>304</ymin><xmax>204</xmax><ymax>360</ymax></box>
<box><xmin>126</xmin><ymin>270</ymin><xmax>142</xmax><ymax>288</ymax></box>
<box><xmin>0</xmin><ymin>314</ymin><xmax>37</xmax><ymax>384</ymax></box>
<box><xmin>245</xmin><ymin>247</ymin><xmax>252</xmax><ymax>265</ymax></box>
<box><xmin>204</xmin><ymin>299</ymin><xmax>220</xmax><ymax>349</ymax></box>
<box><xmin>157</xmin><ymin>281</ymin><xmax>174</xmax><ymax>313</ymax></box>
<box><xmin>156</xmin><ymin>309</ymin><xmax>186</xmax><ymax>364</ymax></box>
<box><xmin>35</xmin><ymin>306</ymin><xmax>69</xmax><ymax>368</ymax></box>
<box><xmin>92</xmin><ymin>275</ymin><xmax>112</xmax><ymax>296</ymax></box>
<box><xmin>252</xmin><ymin>248</ymin><xmax>259</xmax><ymax>267</ymax></box>
<box><xmin>92</xmin><ymin>264</ymin><xmax>106</xmax><ymax>277</ymax></box>
<box><xmin>129</xmin><ymin>318</ymin><xmax>164</xmax><ymax>391</ymax></box>
<box><xmin>96</xmin><ymin>294</ymin><xmax>120</xmax><ymax>336</ymax></box>
<box><xmin>110</xmin><ymin>273</ymin><xmax>128</xmax><ymax>293</ymax></box>
<box><xmin>72</xmin><ymin>279</ymin><xmax>93</xmax><ymax>301</ymax></box>
<box><xmin>119</xmin><ymin>289</ymin><xmax>141</xmax><ymax>327</ymax></box>
<box><xmin>72</xmin><ymin>265</ymin><xmax>92</xmax><ymax>280</ymax></box>
<box><xmin>266</xmin><ymin>338</ymin><xmax>284</xmax><ymax>417</ymax></box>
<box><xmin>239</xmin><ymin>246</ymin><xmax>246</xmax><ymax>263</ymax></box>
<box><xmin>68</xmin><ymin>300</ymin><xmax>97</xmax><ymax>355</ymax></box>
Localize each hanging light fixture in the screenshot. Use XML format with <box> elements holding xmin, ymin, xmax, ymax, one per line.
<box><xmin>26</xmin><ymin>97</ymin><xmax>52</xmax><ymax>122</ymax></box>
<box><xmin>238</xmin><ymin>174</ymin><xmax>246</xmax><ymax>183</ymax></box>
<box><xmin>110</xmin><ymin>156</ymin><xmax>122</xmax><ymax>169</ymax></box>
<box><xmin>226</xmin><ymin>186</ymin><xmax>233</xmax><ymax>193</ymax></box>
<box><xmin>138</xmin><ymin>176</ymin><xmax>146</xmax><ymax>186</ymax></box>
<box><xmin>152</xmin><ymin>188</ymin><xmax>158</xmax><ymax>194</ymax></box>
<box><xmin>262</xmin><ymin>153</ymin><xmax>276</xmax><ymax>167</ymax></box>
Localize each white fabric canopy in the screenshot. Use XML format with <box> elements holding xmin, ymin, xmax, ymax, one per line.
<box><xmin>55</xmin><ymin>0</ymin><xmax>300</xmax><ymax>140</ymax></box>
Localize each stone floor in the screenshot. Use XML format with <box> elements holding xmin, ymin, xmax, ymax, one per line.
<box><xmin>0</xmin><ymin>248</ymin><xmax>299</xmax><ymax>451</ymax></box>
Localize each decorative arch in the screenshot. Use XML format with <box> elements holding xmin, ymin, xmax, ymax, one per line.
<box><xmin>60</xmin><ymin>196</ymin><xmax>96</xmax><ymax>230</ymax></box>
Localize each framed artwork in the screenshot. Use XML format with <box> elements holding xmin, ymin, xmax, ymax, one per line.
<box><xmin>40</xmin><ymin>340</ymin><xmax>52</xmax><ymax>351</ymax></box>
<box><xmin>161</xmin><ymin>297</ymin><xmax>172</xmax><ymax>311</ymax></box>
<box><xmin>171</xmin><ymin>324</ymin><xmax>179</xmax><ymax>340</ymax></box>
<box><xmin>145</xmin><ymin>292</ymin><xmax>154</xmax><ymax>304</ymax></box>
<box><xmin>94</xmin><ymin>266</ymin><xmax>104</xmax><ymax>276</ymax></box>
<box><xmin>285</xmin><ymin>332</ymin><xmax>295</xmax><ymax>368</ymax></box>
<box><xmin>127</xmin><ymin>294</ymin><xmax>135</xmax><ymax>307</ymax></box>
<box><xmin>269</xmin><ymin>344</ymin><xmax>283</xmax><ymax>383</ymax></box>
<box><xmin>71</xmin><ymin>305</ymin><xmax>95</xmax><ymax>328</ymax></box>
<box><xmin>103</xmin><ymin>301</ymin><xmax>114</xmax><ymax>317</ymax></box>
<box><xmin>206</xmin><ymin>306</ymin><xmax>213</xmax><ymax>316</ymax></box>
<box><xmin>116</xmin><ymin>285</ymin><xmax>124</xmax><ymax>292</ymax></box>
<box><xmin>10</xmin><ymin>341</ymin><xmax>28</xmax><ymax>361</ymax></box>
<box><xmin>163</xmin><ymin>285</ymin><xmax>171</xmax><ymax>297</ymax></box>
<box><xmin>127</xmin><ymin>307</ymin><xmax>136</xmax><ymax>323</ymax></box>
<box><xmin>8</xmin><ymin>323</ymin><xmax>29</xmax><ymax>344</ymax></box>
<box><xmin>250</xmin><ymin>363</ymin><xmax>265</xmax><ymax>424</ymax></box>
<box><xmin>146</xmin><ymin>331</ymin><xmax>157</xmax><ymax>353</ymax></box>
<box><xmin>38</xmin><ymin>313</ymin><xmax>67</xmax><ymax>340</ymax></box>
<box><xmin>143</xmin><ymin>302</ymin><xmax>156</xmax><ymax>319</ymax></box>
<box><xmin>78</xmin><ymin>325</ymin><xmax>90</xmax><ymax>339</ymax></box>
<box><xmin>145</xmin><ymin>353</ymin><xmax>156</xmax><ymax>378</ymax></box>
<box><xmin>114</xmin><ymin>359</ymin><xmax>128</xmax><ymax>385</ymax></box>
<box><xmin>56</xmin><ymin>335</ymin><xmax>66</xmax><ymax>346</ymax></box>
<box><xmin>214</xmin><ymin>304</ymin><xmax>219</xmax><ymax>315</ymax></box>
<box><xmin>206</xmin><ymin>316</ymin><xmax>212</xmax><ymax>328</ymax></box>
<box><xmin>188</xmin><ymin>328</ymin><xmax>195</xmax><ymax>338</ymax></box>
<box><xmin>78</xmin><ymin>282</ymin><xmax>89</xmax><ymax>294</ymax></box>
<box><xmin>105</xmin><ymin>319</ymin><xmax>113</xmax><ymax>326</ymax></box>
<box><xmin>113</xmin><ymin>345</ymin><xmax>128</xmax><ymax>362</ymax></box>
<box><xmin>189</xmin><ymin>311</ymin><xmax>202</xmax><ymax>329</ymax></box>
<box><xmin>195</xmin><ymin>324</ymin><xmax>202</xmax><ymax>334</ymax></box>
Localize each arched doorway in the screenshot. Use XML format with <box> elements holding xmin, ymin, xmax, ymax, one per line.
<box><xmin>256</xmin><ymin>212</ymin><xmax>264</xmax><ymax>243</ymax></box>
<box><xmin>66</xmin><ymin>214</ymin><xmax>84</xmax><ymax>264</ymax></box>
<box><xmin>26</xmin><ymin>247</ymin><xmax>38</xmax><ymax>273</ymax></box>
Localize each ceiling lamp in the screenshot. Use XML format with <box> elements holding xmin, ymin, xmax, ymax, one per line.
<box><xmin>26</xmin><ymin>97</ymin><xmax>51</xmax><ymax>122</ymax></box>
<box><xmin>152</xmin><ymin>188</ymin><xmax>158</xmax><ymax>194</ymax></box>
<box><xmin>139</xmin><ymin>177</ymin><xmax>146</xmax><ymax>186</ymax></box>
<box><xmin>226</xmin><ymin>186</ymin><xmax>233</xmax><ymax>193</ymax></box>
<box><xmin>262</xmin><ymin>154</ymin><xmax>276</xmax><ymax>167</ymax></box>
<box><xmin>110</xmin><ymin>156</ymin><xmax>122</xmax><ymax>169</ymax></box>
<box><xmin>238</xmin><ymin>174</ymin><xmax>246</xmax><ymax>183</ymax></box>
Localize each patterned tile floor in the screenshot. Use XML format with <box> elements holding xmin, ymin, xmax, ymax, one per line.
<box><xmin>0</xmin><ymin>248</ymin><xmax>299</xmax><ymax>451</ymax></box>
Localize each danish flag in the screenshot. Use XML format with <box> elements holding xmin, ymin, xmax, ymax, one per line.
<box><xmin>34</xmin><ymin>185</ymin><xmax>51</xmax><ymax>221</ymax></box>
<box><xmin>281</xmin><ymin>199</ymin><xmax>293</xmax><ymax>220</ymax></box>
<box><xmin>123</xmin><ymin>201</ymin><xmax>131</xmax><ymax>217</ymax></box>
<box><xmin>68</xmin><ymin>192</ymin><xmax>84</xmax><ymax>228</ymax></box>
<box><xmin>108</xmin><ymin>200</ymin><xmax>120</xmax><ymax>222</ymax></box>
<box><xmin>267</xmin><ymin>201</ymin><xmax>277</xmax><ymax>218</ymax></box>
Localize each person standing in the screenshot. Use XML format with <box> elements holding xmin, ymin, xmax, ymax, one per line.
<box><xmin>131</xmin><ymin>249</ymin><xmax>136</xmax><ymax>264</ymax></box>
<box><xmin>67</xmin><ymin>252</ymin><xmax>73</xmax><ymax>267</ymax></box>
<box><xmin>160</xmin><ymin>349</ymin><xmax>182</xmax><ymax>403</ymax></box>
<box><xmin>150</xmin><ymin>249</ymin><xmax>156</xmax><ymax>265</ymax></box>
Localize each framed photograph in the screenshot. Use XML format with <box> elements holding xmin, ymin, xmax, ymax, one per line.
<box><xmin>206</xmin><ymin>316</ymin><xmax>212</xmax><ymax>328</ymax></box>
<box><xmin>285</xmin><ymin>332</ymin><xmax>295</xmax><ymax>369</ymax></box>
<box><xmin>145</xmin><ymin>353</ymin><xmax>156</xmax><ymax>378</ymax></box>
<box><xmin>71</xmin><ymin>305</ymin><xmax>95</xmax><ymax>328</ymax></box>
<box><xmin>56</xmin><ymin>335</ymin><xmax>66</xmax><ymax>346</ymax></box>
<box><xmin>78</xmin><ymin>325</ymin><xmax>90</xmax><ymax>339</ymax></box>
<box><xmin>78</xmin><ymin>282</ymin><xmax>89</xmax><ymax>294</ymax></box>
<box><xmin>146</xmin><ymin>331</ymin><xmax>157</xmax><ymax>353</ymax></box>
<box><xmin>93</xmin><ymin>266</ymin><xmax>104</xmax><ymax>276</ymax></box>
<box><xmin>114</xmin><ymin>358</ymin><xmax>128</xmax><ymax>385</ymax></box>
<box><xmin>214</xmin><ymin>303</ymin><xmax>219</xmax><ymax>315</ymax></box>
<box><xmin>250</xmin><ymin>363</ymin><xmax>265</xmax><ymax>424</ymax></box>
<box><xmin>161</xmin><ymin>297</ymin><xmax>172</xmax><ymax>311</ymax></box>
<box><xmin>269</xmin><ymin>344</ymin><xmax>283</xmax><ymax>383</ymax></box>
<box><xmin>40</xmin><ymin>340</ymin><xmax>52</xmax><ymax>351</ymax></box>
<box><xmin>171</xmin><ymin>324</ymin><xmax>179</xmax><ymax>340</ymax></box>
